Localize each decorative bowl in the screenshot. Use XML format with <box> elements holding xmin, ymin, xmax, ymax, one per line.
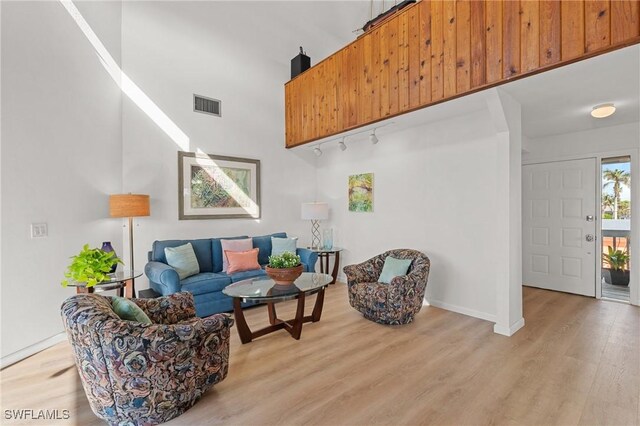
<box><xmin>265</xmin><ymin>264</ymin><xmax>303</xmax><ymax>285</ymax></box>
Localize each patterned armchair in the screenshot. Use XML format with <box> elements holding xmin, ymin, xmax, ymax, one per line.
<box><xmin>60</xmin><ymin>292</ymin><xmax>233</xmax><ymax>426</ymax></box>
<box><xmin>343</xmin><ymin>249</ymin><xmax>430</xmax><ymax>325</ymax></box>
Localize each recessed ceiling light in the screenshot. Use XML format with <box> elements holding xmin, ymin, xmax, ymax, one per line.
<box><xmin>313</xmin><ymin>146</ymin><xmax>322</xmax><ymax>157</ymax></box>
<box><xmin>338</xmin><ymin>138</ymin><xmax>347</xmax><ymax>151</ymax></box>
<box><xmin>591</xmin><ymin>103</ymin><xmax>616</xmax><ymax>119</ymax></box>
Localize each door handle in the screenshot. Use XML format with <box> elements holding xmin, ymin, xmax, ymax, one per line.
<box><xmin>586</xmin><ymin>234</ymin><xmax>595</xmax><ymax>242</ymax></box>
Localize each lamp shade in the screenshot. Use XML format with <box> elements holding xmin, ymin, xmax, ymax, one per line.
<box><xmin>109</xmin><ymin>194</ymin><xmax>150</xmax><ymax>218</ymax></box>
<box><xmin>301</xmin><ymin>202</ymin><xmax>329</xmax><ymax>220</ymax></box>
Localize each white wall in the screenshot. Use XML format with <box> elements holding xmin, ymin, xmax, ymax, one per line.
<box><xmin>0</xmin><ymin>0</ymin><xmax>365</xmax><ymax>361</ymax></box>
<box><xmin>1</xmin><ymin>1</ymin><xmax>123</xmax><ymax>361</ymax></box>
<box><xmin>315</xmin><ymin>106</ymin><xmax>506</xmax><ymax>322</ymax></box>
<box><xmin>119</xmin><ymin>1</ymin><xmax>362</xmax><ymax>286</ymax></box>
<box><xmin>523</xmin><ymin>122</ymin><xmax>639</xmax><ymax>162</ymax></box>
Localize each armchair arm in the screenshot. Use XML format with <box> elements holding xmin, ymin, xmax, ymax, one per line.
<box><xmin>97</xmin><ymin>315</ymin><xmax>233</xmax><ymax>404</ymax></box>
<box><xmin>100</xmin><ymin>313</ymin><xmax>233</xmax><ymax>344</ymax></box>
<box><xmin>144</xmin><ymin>261</ymin><xmax>180</xmax><ymax>295</ymax></box>
<box><xmin>132</xmin><ymin>292</ymin><xmax>196</xmax><ymax>324</ymax></box>
<box><xmin>389</xmin><ymin>262</ymin><xmax>430</xmax><ymax>300</ymax></box>
<box><xmin>343</xmin><ymin>257</ymin><xmax>384</xmax><ymax>284</ymax></box>
<box><xmin>178</xmin><ymin>313</ymin><xmax>234</xmax><ymax>332</ymax></box>
<box><xmin>297</xmin><ymin>248</ymin><xmax>319</xmax><ymax>272</ymax></box>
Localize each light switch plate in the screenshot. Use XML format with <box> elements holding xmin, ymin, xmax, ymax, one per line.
<box><xmin>31</xmin><ymin>223</ymin><xmax>48</xmax><ymax>238</ymax></box>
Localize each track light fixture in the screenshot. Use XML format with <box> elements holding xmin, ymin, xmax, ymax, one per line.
<box><xmin>369</xmin><ymin>129</ymin><xmax>379</xmax><ymax>144</ymax></box>
<box><xmin>338</xmin><ymin>138</ymin><xmax>347</xmax><ymax>151</ymax></box>
<box><xmin>313</xmin><ymin>146</ymin><xmax>323</xmax><ymax>157</ymax></box>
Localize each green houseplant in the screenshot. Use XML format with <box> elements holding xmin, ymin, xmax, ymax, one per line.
<box><xmin>602</xmin><ymin>246</ymin><xmax>630</xmax><ymax>286</ymax></box>
<box><xmin>61</xmin><ymin>244</ymin><xmax>123</xmax><ymax>288</ymax></box>
<box><xmin>265</xmin><ymin>251</ymin><xmax>303</xmax><ymax>285</ymax></box>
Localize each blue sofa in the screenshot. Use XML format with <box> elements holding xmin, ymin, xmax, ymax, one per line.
<box><xmin>144</xmin><ymin>232</ymin><xmax>318</xmax><ymax>317</ymax></box>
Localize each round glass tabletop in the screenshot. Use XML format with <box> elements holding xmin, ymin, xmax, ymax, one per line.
<box><xmin>308</xmin><ymin>247</ymin><xmax>343</xmax><ymax>253</ymax></box>
<box><xmin>65</xmin><ymin>269</ymin><xmax>143</xmax><ymax>288</ymax></box>
<box><xmin>223</xmin><ymin>272</ymin><xmax>332</xmax><ymax>302</ymax></box>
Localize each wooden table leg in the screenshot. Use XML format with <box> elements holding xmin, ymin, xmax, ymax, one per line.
<box><xmin>311</xmin><ymin>287</ymin><xmax>325</xmax><ymax>322</ymax></box>
<box><xmin>124</xmin><ymin>279</ymin><xmax>135</xmax><ymax>298</ymax></box>
<box><xmin>291</xmin><ymin>292</ymin><xmax>306</xmax><ymax>340</ymax></box>
<box><xmin>233</xmin><ymin>298</ymin><xmax>253</xmax><ymax>344</ymax></box>
<box><xmin>267</xmin><ymin>302</ymin><xmax>277</xmax><ymax>325</ymax></box>
<box><xmin>330</xmin><ymin>251</ymin><xmax>340</xmax><ymax>284</ymax></box>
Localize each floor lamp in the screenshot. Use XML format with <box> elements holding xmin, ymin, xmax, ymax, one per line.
<box><xmin>109</xmin><ymin>194</ymin><xmax>150</xmax><ymax>282</ymax></box>
<box><xmin>301</xmin><ymin>202</ymin><xmax>329</xmax><ymax>249</ymax></box>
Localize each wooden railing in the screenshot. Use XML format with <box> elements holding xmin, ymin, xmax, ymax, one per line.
<box><xmin>284</xmin><ymin>0</ymin><xmax>640</xmax><ymax>148</ymax></box>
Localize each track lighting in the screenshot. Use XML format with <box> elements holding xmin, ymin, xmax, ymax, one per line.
<box><xmin>338</xmin><ymin>138</ymin><xmax>347</xmax><ymax>151</ymax></box>
<box><xmin>313</xmin><ymin>146</ymin><xmax>323</xmax><ymax>157</ymax></box>
<box><xmin>369</xmin><ymin>130</ymin><xmax>379</xmax><ymax>144</ymax></box>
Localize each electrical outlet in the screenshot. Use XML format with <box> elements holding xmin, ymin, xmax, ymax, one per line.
<box><xmin>31</xmin><ymin>223</ymin><xmax>48</xmax><ymax>238</ymax></box>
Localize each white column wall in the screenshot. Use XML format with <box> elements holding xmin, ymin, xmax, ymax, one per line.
<box><xmin>1</xmin><ymin>1</ymin><xmax>124</xmax><ymax>362</ymax></box>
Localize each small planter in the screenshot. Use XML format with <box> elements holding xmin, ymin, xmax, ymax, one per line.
<box><xmin>265</xmin><ymin>264</ymin><xmax>303</xmax><ymax>285</ymax></box>
<box><xmin>608</xmin><ymin>268</ymin><xmax>630</xmax><ymax>286</ymax></box>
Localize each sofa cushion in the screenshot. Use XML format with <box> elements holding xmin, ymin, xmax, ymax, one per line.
<box><xmin>152</xmin><ymin>239</ymin><xmax>213</xmax><ymax>273</ymax></box>
<box><xmin>220</xmin><ymin>238</ymin><xmax>253</xmax><ymax>272</ymax></box>
<box><xmin>229</xmin><ymin>268</ymin><xmax>267</xmax><ymax>282</ymax></box>
<box><xmin>253</xmin><ymin>232</ymin><xmax>287</xmax><ymax>265</ymax></box>
<box><xmin>164</xmin><ymin>243</ymin><xmax>200</xmax><ymax>280</ymax></box>
<box><xmin>271</xmin><ymin>237</ymin><xmax>298</xmax><ymax>257</ymax></box>
<box><xmin>379</xmin><ymin>256</ymin><xmax>412</xmax><ymax>284</ymax></box>
<box><xmin>181</xmin><ymin>273</ymin><xmax>232</xmax><ymax>295</ymax></box>
<box><xmin>226</xmin><ymin>248</ymin><xmax>261</xmax><ymax>274</ymax></box>
<box><xmin>211</xmin><ymin>236</ymin><xmax>249</xmax><ymax>273</ymax></box>
<box><xmin>111</xmin><ymin>296</ymin><xmax>152</xmax><ymax>324</ymax></box>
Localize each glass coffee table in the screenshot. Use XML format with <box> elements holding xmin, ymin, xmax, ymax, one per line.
<box><xmin>222</xmin><ymin>272</ymin><xmax>332</xmax><ymax>343</ymax></box>
<box><xmin>65</xmin><ymin>270</ymin><xmax>143</xmax><ymax>298</ymax></box>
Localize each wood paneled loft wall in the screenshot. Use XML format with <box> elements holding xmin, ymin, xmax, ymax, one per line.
<box><xmin>284</xmin><ymin>0</ymin><xmax>640</xmax><ymax>148</ymax></box>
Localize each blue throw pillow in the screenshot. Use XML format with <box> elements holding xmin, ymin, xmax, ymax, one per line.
<box><xmin>271</xmin><ymin>237</ymin><xmax>297</xmax><ymax>257</ymax></box>
<box><xmin>164</xmin><ymin>243</ymin><xmax>200</xmax><ymax>280</ymax></box>
<box><xmin>378</xmin><ymin>256</ymin><xmax>412</xmax><ymax>284</ymax></box>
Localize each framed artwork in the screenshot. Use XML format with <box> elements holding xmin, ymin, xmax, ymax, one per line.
<box><xmin>178</xmin><ymin>151</ymin><xmax>260</xmax><ymax>220</ymax></box>
<box><xmin>348</xmin><ymin>173</ymin><xmax>373</xmax><ymax>212</ymax></box>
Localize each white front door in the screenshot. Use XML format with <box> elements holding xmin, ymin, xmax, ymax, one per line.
<box><xmin>523</xmin><ymin>158</ymin><xmax>597</xmax><ymax>296</ymax></box>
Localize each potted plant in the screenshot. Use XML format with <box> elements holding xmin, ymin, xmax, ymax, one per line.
<box><xmin>61</xmin><ymin>244</ymin><xmax>123</xmax><ymax>288</ymax></box>
<box><xmin>265</xmin><ymin>251</ymin><xmax>303</xmax><ymax>285</ymax></box>
<box><xmin>602</xmin><ymin>246</ymin><xmax>630</xmax><ymax>286</ymax></box>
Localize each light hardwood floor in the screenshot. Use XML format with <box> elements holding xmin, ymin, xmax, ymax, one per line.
<box><xmin>1</xmin><ymin>285</ymin><xmax>639</xmax><ymax>425</ymax></box>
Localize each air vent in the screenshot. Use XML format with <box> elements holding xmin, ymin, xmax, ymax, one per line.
<box><xmin>194</xmin><ymin>94</ymin><xmax>221</xmax><ymax>117</ymax></box>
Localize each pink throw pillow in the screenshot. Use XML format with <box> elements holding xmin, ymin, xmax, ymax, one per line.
<box><xmin>220</xmin><ymin>238</ymin><xmax>253</xmax><ymax>271</ymax></box>
<box><xmin>225</xmin><ymin>248</ymin><xmax>261</xmax><ymax>274</ymax></box>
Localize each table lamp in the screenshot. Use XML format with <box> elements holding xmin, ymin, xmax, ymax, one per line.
<box><xmin>301</xmin><ymin>202</ymin><xmax>329</xmax><ymax>249</ymax></box>
<box><xmin>109</xmin><ymin>194</ymin><xmax>150</xmax><ymax>273</ymax></box>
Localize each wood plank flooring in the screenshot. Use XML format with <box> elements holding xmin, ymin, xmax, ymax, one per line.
<box><xmin>1</xmin><ymin>285</ymin><xmax>639</xmax><ymax>425</ymax></box>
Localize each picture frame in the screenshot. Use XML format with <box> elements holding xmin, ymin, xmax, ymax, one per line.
<box><xmin>348</xmin><ymin>173</ymin><xmax>374</xmax><ymax>212</ymax></box>
<box><xmin>178</xmin><ymin>151</ymin><xmax>261</xmax><ymax>220</ymax></box>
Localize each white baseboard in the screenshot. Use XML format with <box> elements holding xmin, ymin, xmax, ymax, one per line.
<box><xmin>493</xmin><ymin>317</ymin><xmax>525</xmax><ymax>336</ymax></box>
<box><xmin>427</xmin><ymin>299</ymin><xmax>497</xmax><ymax>323</ymax></box>
<box><xmin>0</xmin><ymin>332</ymin><xmax>67</xmax><ymax>370</ymax></box>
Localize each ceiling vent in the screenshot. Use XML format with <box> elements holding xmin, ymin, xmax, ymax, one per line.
<box><xmin>194</xmin><ymin>94</ymin><xmax>221</xmax><ymax>117</ymax></box>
